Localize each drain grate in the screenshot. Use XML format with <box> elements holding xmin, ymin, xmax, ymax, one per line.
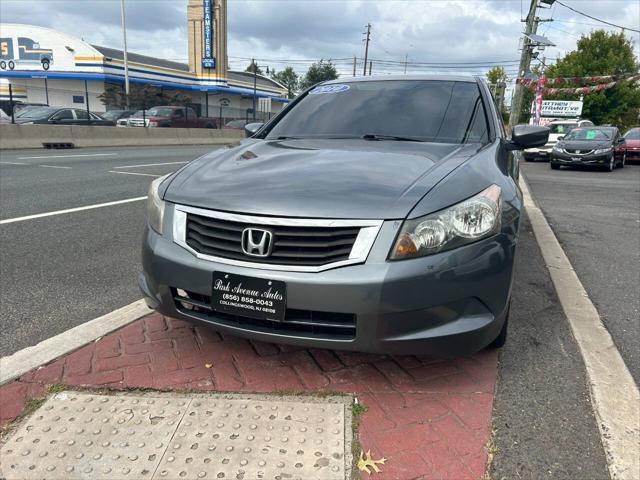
<box><xmin>0</xmin><ymin>391</ymin><xmax>350</xmax><ymax>480</ymax></box>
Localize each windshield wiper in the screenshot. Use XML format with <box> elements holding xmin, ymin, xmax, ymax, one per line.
<box><xmin>361</xmin><ymin>133</ymin><xmax>425</xmax><ymax>142</ymax></box>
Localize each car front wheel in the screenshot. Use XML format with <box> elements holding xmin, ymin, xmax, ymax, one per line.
<box><xmin>488</xmin><ymin>304</ymin><xmax>510</xmax><ymax>349</ymax></box>
<box><xmin>605</xmin><ymin>155</ymin><xmax>615</xmax><ymax>172</ymax></box>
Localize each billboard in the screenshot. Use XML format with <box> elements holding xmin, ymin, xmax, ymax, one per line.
<box><xmin>531</xmin><ymin>100</ymin><xmax>583</xmax><ymax>118</ymax></box>
<box><xmin>202</xmin><ymin>0</ymin><xmax>215</xmax><ymax>69</ymax></box>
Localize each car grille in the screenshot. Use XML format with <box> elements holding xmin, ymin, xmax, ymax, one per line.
<box><xmin>185</xmin><ymin>212</ymin><xmax>361</xmax><ymax>267</ymax></box>
<box><xmin>173</xmin><ymin>289</ymin><xmax>356</xmax><ymax>340</ymax></box>
<box><xmin>564</xmin><ymin>148</ymin><xmax>593</xmax><ymax>155</ymax></box>
<box><xmin>128</xmin><ymin>118</ymin><xmax>146</xmax><ymax>127</ymax></box>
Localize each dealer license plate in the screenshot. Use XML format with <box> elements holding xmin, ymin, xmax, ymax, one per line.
<box><xmin>212</xmin><ymin>272</ymin><xmax>286</xmax><ymax>321</ymax></box>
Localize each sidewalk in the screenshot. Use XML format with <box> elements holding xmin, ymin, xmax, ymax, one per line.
<box><xmin>0</xmin><ymin>313</ymin><xmax>498</xmax><ymax>480</ymax></box>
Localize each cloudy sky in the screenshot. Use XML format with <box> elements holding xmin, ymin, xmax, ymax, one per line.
<box><xmin>1</xmin><ymin>0</ymin><xmax>638</xmax><ymax>83</ymax></box>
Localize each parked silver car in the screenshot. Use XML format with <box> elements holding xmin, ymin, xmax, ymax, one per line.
<box><xmin>139</xmin><ymin>76</ymin><xmax>548</xmax><ymax>356</ymax></box>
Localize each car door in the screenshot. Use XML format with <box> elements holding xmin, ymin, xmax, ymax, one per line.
<box><xmin>73</xmin><ymin>109</ymin><xmax>92</xmax><ymax>126</ymax></box>
<box><xmin>171</xmin><ymin>108</ymin><xmax>186</xmax><ymax>128</ymax></box>
<box><xmin>49</xmin><ymin>109</ymin><xmax>75</xmax><ymax>125</ymax></box>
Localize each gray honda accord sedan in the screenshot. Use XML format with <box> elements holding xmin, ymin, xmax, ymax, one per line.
<box><xmin>139</xmin><ymin>75</ymin><xmax>548</xmax><ymax>356</ymax></box>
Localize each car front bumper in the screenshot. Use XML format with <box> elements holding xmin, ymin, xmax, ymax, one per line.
<box><xmin>551</xmin><ymin>151</ymin><xmax>612</xmax><ymax>166</ymax></box>
<box><xmin>139</xmin><ymin>208</ymin><xmax>518</xmax><ymax>357</ymax></box>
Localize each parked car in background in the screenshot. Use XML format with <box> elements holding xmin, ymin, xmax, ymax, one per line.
<box><xmin>102</xmin><ymin>109</ymin><xmax>137</xmax><ymax>123</ymax></box>
<box><xmin>0</xmin><ymin>108</ymin><xmax>10</xmax><ymax>124</ymax></box>
<box><xmin>524</xmin><ymin>119</ymin><xmax>594</xmax><ymax>161</ymax></box>
<box><xmin>224</xmin><ymin>119</ymin><xmax>250</xmax><ymax>130</ymax></box>
<box><xmin>139</xmin><ymin>76</ymin><xmax>549</xmax><ymax>356</ymax></box>
<box><xmin>14</xmin><ymin>107</ymin><xmax>115</xmax><ymax>126</ymax></box>
<box><xmin>551</xmin><ymin>126</ymin><xmax>625</xmax><ymax>171</ymax></box>
<box><xmin>621</xmin><ymin>127</ymin><xmax>640</xmax><ymax>164</ymax></box>
<box><xmin>127</xmin><ymin>106</ymin><xmax>217</xmax><ymax>128</ymax></box>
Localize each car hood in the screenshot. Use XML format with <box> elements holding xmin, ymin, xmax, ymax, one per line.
<box><xmin>624</xmin><ymin>139</ymin><xmax>640</xmax><ymax>148</ymax></box>
<box><xmin>164</xmin><ymin>138</ymin><xmax>482</xmax><ymax>219</ymax></box>
<box><xmin>560</xmin><ymin>140</ymin><xmax>611</xmax><ymax>150</ymax></box>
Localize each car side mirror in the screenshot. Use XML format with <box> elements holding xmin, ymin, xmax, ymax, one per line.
<box><xmin>244</xmin><ymin>122</ymin><xmax>264</xmax><ymax>137</ymax></box>
<box><xmin>507</xmin><ymin>125</ymin><xmax>549</xmax><ymax>150</ymax></box>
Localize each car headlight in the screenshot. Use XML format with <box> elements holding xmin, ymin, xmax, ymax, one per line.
<box><xmin>594</xmin><ymin>147</ymin><xmax>612</xmax><ymax>154</ymax></box>
<box><xmin>390</xmin><ymin>184</ymin><xmax>502</xmax><ymax>259</ymax></box>
<box><xmin>147</xmin><ymin>174</ymin><xmax>170</xmax><ymax>234</ymax></box>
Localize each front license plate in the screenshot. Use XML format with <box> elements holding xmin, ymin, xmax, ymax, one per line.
<box><xmin>572</xmin><ymin>157</ymin><xmax>581</xmax><ymax>162</ymax></box>
<box><xmin>212</xmin><ymin>272</ymin><xmax>286</xmax><ymax>321</ymax></box>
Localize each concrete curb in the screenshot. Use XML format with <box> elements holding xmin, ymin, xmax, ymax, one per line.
<box><xmin>0</xmin><ymin>124</ymin><xmax>243</xmax><ymax>150</ymax></box>
<box><xmin>0</xmin><ymin>299</ymin><xmax>150</xmax><ymax>386</ymax></box>
<box><xmin>520</xmin><ymin>175</ymin><xmax>640</xmax><ymax>480</ymax></box>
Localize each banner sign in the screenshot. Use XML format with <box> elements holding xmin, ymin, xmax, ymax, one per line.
<box><xmin>531</xmin><ymin>100</ymin><xmax>583</xmax><ymax>118</ymax></box>
<box><xmin>202</xmin><ymin>0</ymin><xmax>215</xmax><ymax>69</ymax></box>
<box><xmin>534</xmin><ymin>74</ymin><xmax>545</xmax><ymax>125</ymax></box>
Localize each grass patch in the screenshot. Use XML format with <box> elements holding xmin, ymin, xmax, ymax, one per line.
<box><xmin>351</xmin><ymin>402</ymin><xmax>368</xmax><ymax>417</ymax></box>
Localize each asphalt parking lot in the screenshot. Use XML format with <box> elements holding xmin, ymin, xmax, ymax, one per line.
<box><xmin>0</xmin><ymin>145</ymin><xmax>219</xmax><ymax>357</ymax></box>
<box><xmin>0</xmin><ymin>146</ymin><xmax>636</xmax><ymax>479</ymax></box>
<box><xmin>521</xmin><ymin>161</ymin><xmax>640</xmax><ymax>384</ymax></box>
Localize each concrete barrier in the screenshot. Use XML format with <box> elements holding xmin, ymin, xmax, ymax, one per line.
<box><xmin>0</xmin><ymin>124</ymin><xmax>244</xmax><ymax>150</ymax></box>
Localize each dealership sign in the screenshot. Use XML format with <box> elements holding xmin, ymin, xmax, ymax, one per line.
<box><xmin>202</xmin><ymin>0</ymin><xmax>216</xmax><ymax>69</ymax></box>
<box><xmin>531</xmin><ymin>100</ymin><xmax>583</xmax><ymax>118</ymax></box>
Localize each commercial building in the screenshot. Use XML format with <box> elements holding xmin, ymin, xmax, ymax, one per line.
<box><xmin>0</xmin><ymin>0</ymin><xmax>288</xmax><ymax>120</ymax></box>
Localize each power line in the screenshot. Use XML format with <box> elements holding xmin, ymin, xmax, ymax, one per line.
<box><xmin>555</xmin><ymin>0</ymin><xmax>640</xmax><ymax>33</ymax></box>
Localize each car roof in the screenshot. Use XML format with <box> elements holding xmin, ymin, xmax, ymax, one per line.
<box><xmin>322</xmin><ymin>74</ymin><xmax>478</xmax><ymax>84</ymax></box>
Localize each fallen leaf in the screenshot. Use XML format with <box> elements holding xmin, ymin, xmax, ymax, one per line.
<box><xmin>357</xmin><ymin>450</ymin><xmax>387</xmax><ymax>475</ymax></box>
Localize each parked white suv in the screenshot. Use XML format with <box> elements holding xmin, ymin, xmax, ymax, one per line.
<box><xmin>524</xmin><ymin>119</ymin><xmax>593</xmax><ymax>161</ymax></box>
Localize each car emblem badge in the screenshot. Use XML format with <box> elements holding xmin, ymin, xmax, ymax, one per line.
<box><xmin>241</xmin><ymin>228</ymin><xmax>273</xmax><ymax>257</ymax></box>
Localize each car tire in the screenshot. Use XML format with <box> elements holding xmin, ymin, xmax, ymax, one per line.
<box><xmin>488</xmin><ymin>304</ymin><xmax>510</xmax><ymax>349</ymax></box>
<box><xmin>0</xmin><ymin>60</ymin><xmax>6</xmax><ymax>70</ymax></box>
<box><xmin>42</xmin><ymin>59</ymin><xmax>50</xmax><ymax>70</ymax></box>
<box><xmin>606</xmin><ymin>154</ymin><xmax>615</xmax><ymax>172</ymax></box>
<box><xmin>8</xmin><ymin>60</ymin><xmax>15</xmax><ymax>70</ymax></box>
<box><xmin>550</xmin><ymin>162</ymin><xmax>560</xmax><ymax>170</ymax></box>
<box><xmin>620</xmin><ymin>152</ymin><xmax>626</xmax><ymax>168</ymax></box>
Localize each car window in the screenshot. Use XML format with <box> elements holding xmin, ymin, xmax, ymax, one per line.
<box><xmin>549</xmin><ymin>124</ymin><xmax>577</xmax><ymax>134</ymax></box>
<box><xmin>52</xmin><ymin>109</ymin><xmax>74</xmax><ymax>121</ymax></box>
<box><xmin>19</xmin><ymin>107</ymin><xmax>57</xmax><ymax>118</ymax></box>
<box><xmin>265</xmin><ymin>80</ymin><xmax>489</xmax><ymax>144</ymax></box>
<box><xmin>147</xmin><ymin>107</ymin><xmax>176</xmax><ymax>116</ymax></box>
<box><xmin>102</xmin><ymin>111</ymin><xmax>122</xmax><ymax>120</ymax></box>
<box><xmin>624</xmin><ymin>129</ymin><xmax>640</xmax><ymax>140</ymax></box>
<box><xmin>74</xmin><ymin>109</ymin><xmax>90</xmax><ymax>120</ymax></box>
<box><xmin>173</xmin><ymin>109</ymin><xmax>184</xmax><ymax>118</ymax></box>
<box><xmin>564</xmin><ymin>129</ymin><xmax>611</xmax><ymax>141</ymax></box>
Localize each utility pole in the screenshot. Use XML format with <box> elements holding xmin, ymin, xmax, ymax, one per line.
<box><xmin>508</xmin><ymin>0</ymin><xmax>538</xmax><ymax>130</ymax></box>
<box><xmin>404</xmin><ymin>54</ymin><xmax>408</xmax><ymax>74</ymax></box>
<box><xmin>353</xmin><ymin>56</ymin><xmax>357</xmax><ymax>76</ymax></box>
<box><xmin>120</xmin><ymin>0</ymin><xmax>130</xmax><ymax>109</ymax></box>
<box><xmin>362</xmin><ymin>23</ymin><xmax>371</xmax><ymax>76</ymax></box>
<box><xmin>252</xmin><ymin>58</ymin><xmax>257</xmax><ymax>121</ymax></box>
<box><xmin>368</xmin><ymin>61</ymin><xmax>372</xmax><ymax>76</ymax></box>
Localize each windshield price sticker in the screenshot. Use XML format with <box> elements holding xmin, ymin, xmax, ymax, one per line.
<box><xmin>309</xmin><ymin>84</ymin><xmax>350</xmax><ymax>94</ymax></box>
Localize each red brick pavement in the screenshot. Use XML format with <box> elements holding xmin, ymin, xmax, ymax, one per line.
<box><xmin>0</xmin><ymin>313</ymin><xmax>498</xmax><ymax>480</ymax></box>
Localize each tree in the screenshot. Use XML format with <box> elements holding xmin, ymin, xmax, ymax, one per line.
<box><xmin>486</xmin><ymin>66</ymin><xmax>508</xmax><ymax>86</ymax></box>
<box><xmin>271</xmin><ymin>66</ymin><xmax>299</xmax><ymax>99</ymax></box>
<box><xmin>99</xmin><ymin>83</ymin><xmax>192</xmax><ymax>110</ymax></box>
<box><xmin>486</xmin><ymin>66</ymin><xmax>509</xmax><ymax>122</ymax></box>
<box><xmin>544</xmin><ymin>30</ymin><xmax>640</xmax><ymax>130</ymax></box>
<box><xmin>299</xmin><ymin>60</ymin><xmax>339</xmax><ymax>91</ymax></box>
<box><xmin>245</xmin><ymin>60</ymin><xmax>264</xmax><ymax>75</ymax></box>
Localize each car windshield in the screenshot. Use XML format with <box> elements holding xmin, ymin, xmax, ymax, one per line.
<box><xmin>147</xmin><ymin>107</ymin><xmax>176</xmax><ymax>116</ymax></box>
<box><xmin>624</xmin><ymin>129</ymin><xmax>640</xmax><ymax>140</ymax></box>
<box><xmin>549</xmin><ymin>123</ymin><xmax>577</xmax><ymax>134</ymax></box>
<box><xmin>102</xmin><ymin>111</ymin><xmax>124</xmax><ymax>120</ymax></box>
<box><xmin>18</xmin><ymin>107</ymin><xmax>57</xmax><ymax>119</ymax></box>
<box><xmin>265</xmin><ymin>80</ymin><xmax>489</xmax><ymax>144</ymax></box>
<box><xmin>564</xmin><ymin>128</ymin><xmax>611</xmax><ymax>141</ymax></box>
